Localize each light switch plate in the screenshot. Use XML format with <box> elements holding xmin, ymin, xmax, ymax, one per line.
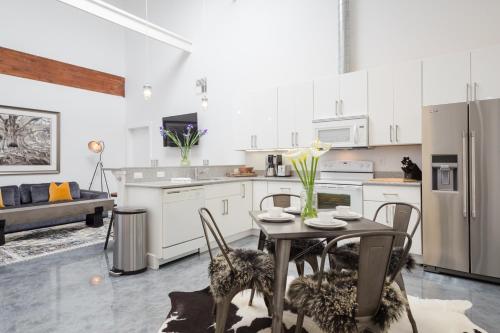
<box><xmin>133</xmin><ymin>172</ymin><xmax>143</xmax><ymax>179</ymax></box>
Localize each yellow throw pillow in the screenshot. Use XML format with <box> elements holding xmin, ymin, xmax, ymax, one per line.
<box><xmin>49</xmin><ymin>182</ymin><xmax>73</xmax><ymax>203</ymax></box>
<box><xmin>0</xmin><ymin>190</ymin><xmax>4</xmax><ymax>208</ymax></box>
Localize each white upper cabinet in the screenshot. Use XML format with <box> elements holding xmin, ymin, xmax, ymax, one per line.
<box><xmin>235</xmin><ymin>88</ymin><xmax>278</xmax><ymax>150</ymax></box>
<box><xmin>253</xmin><ymin>88</ymin><xmax>278</xmax><ymax>150</ymax></box>
<box><xmin>233</xmin><ymin>93</ymin><xmax>253</xmax><ymax>150</ymax></box>
<box><xmin>422</xmin><ymin>51</ymin><xmax>470</xmax><ymax>106</ymax></box>
<box><xmin>471</xmin><ymin>44</ymin><xmax>500</xmax><ymax>101</ymax></box>
<box><xmin>368</xmin><ymin>65</ymin><xmax>394</xmax><ymax>145</ymax></box>
<box><xmin>393</xmin><ymin>60</ymin><xmax>422</xmax><ymax>144</ymax></box>
<box><xmin>277</xmin><ymin>84</ymin><xmax>296</xmax><ymax>149</ymax></box>
<box><xmin>338</xmin><ymin>70</ymin><xmax>368</xmax><ymax>117</ymax></box>
<box><xmin>313</xmin><ymin>75</ymin><xmax>339</xmax><ymax>120</ymax></box>
<box><xmin>278</xmin><ymin>81</ymin><xmax>314</xmax><ymax>148</ymax></box>
<box><xmin>368</xmin><ymin>61</ymin><xmax>422</xmax><ymax>146</ymax></box>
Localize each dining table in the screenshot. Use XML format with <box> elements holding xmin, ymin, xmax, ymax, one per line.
<box><xmin>249</xmin><ymin>210</ymin><xmax>391</xmax><ymax>333</ymax></box>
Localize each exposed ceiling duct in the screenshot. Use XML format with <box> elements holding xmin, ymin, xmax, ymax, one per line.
<box><xmin>338</xmin><ymin>0</ymin><xmax>350</xmax><ymax>74</ymax></box>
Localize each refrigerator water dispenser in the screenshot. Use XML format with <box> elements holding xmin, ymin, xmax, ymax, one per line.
<box><xmin>432</xmin><ymin>155</ymin><xmax>458</xmax><ymax>191</ymax></box>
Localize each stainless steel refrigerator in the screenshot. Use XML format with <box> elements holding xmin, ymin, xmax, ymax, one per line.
<box><xmin>422</xmin><ymin>99</ymin><xmax>500</xmax><ymax>281</ymax></box>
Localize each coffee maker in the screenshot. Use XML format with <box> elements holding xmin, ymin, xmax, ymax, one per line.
<box><xmin>266</xmin><ymin>154</ymin><xmax>276</xmax><ymax>177</ymax></box>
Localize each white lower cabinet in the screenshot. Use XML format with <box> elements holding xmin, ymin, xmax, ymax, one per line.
<box><xmin>205</xmin><ymin>182</ymin><xmax>253</xmax><ymax>237</ymax></box>
<box><xmin>363</xmin><ymin>184</ymin><xmax>422</xmax><ymax>256</ymax></box>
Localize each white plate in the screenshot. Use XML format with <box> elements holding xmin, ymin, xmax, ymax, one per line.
<box><xmin>258</xmin><ymin>212</ymin><xmax>295</xmax><ymax>222</ymax></box>
<box><xmin>284</xmin><ymin>207</ymin><xmax>301</xmax><ymax>215</ymax></box>
<box><xmin>305</xmin><ymin>218</ymin><xmax>348</xmax><ymax>229</ymax></box>
<box><xmin>330</xmin><ymin>211</ymin><xmax>362</xmax><ymax>220</ymax></box>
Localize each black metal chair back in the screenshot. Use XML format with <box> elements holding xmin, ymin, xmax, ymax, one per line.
<box><xmin>373</xmin><ymin>202</ymin><xmax>421</xmax><ymax>248</ymax></box>
<box><xmin>317</xmin><ymin>230</ymin><xmax>412</xmax><ymax>319</ymax></box>
<box><xmin>259</xmin><ymin>193</ymin><xmax>300</xmax><ymax>210</ymax></box>
<box><xmin>198</xmin><ymin>207</ymin><xmax>235</xmax><ymax>273</ymax></box>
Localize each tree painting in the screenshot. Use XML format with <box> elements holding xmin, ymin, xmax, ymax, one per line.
<box><xmin>0</xmin><ymin>113</ymin><xmax>52</xmax><ymax>165</ymax></box>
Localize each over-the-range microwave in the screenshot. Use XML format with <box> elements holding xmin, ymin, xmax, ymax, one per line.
<box><xmin>313</xmin><ymin>116</ymin><xmax>368</xmax><ymax>148</ymax></box>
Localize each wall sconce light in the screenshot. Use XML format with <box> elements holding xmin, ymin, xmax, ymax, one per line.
<box><xmin>196</xmin><ymin>77</ymin><xmax>208</xmax><ymax>110</ymax></box>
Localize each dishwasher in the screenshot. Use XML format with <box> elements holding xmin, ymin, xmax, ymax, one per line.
<box><xmin>162</xmin><ymin>187</ymin><xmax>206</xmax><ymax>249</ymax></box>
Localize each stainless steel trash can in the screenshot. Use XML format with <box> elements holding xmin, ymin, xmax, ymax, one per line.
<box><xmin>109</xmin><ymin>207</ymin><xmax>147</xmax><ymax>276</ymax></box>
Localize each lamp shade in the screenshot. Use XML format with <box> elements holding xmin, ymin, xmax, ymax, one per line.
<box><xmin>88</xmin><ymin>140</ymin><xmax>104</xmax><ymax>153</ymax></box>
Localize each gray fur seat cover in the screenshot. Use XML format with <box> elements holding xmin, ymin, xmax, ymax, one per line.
<box><xmin>208</xmin><ymin>248</ymin><xmax>274</xmax><ymax>301</ymax></box>
<box><xmin>287</xmin><ymin>270</ymin><xmax>406</xmax><ymax>333</ymax></box>
<box><xmin>331</xmin><ymin>242</ymin><xmax>416</xmax><ymax>275</ymax></box>
<box><xmin>265</xmin><ymin>238</ymin><xmax>325</xmax><ymax>260</ymax></box>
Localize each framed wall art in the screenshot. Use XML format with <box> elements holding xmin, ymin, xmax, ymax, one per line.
<box><xmin>0</xmin><ymin>105</ymin><xmax>60</xmax><ymax>174</ymax></box>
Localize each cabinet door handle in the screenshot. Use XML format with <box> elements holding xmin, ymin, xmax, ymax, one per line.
<box><xmin>466</xmin><ymin>83</ymin><xmax>470</xmax><ymax>104</ymax></box>
<box><xmin>291</xmin><ymin>132</ymin><xmax>295</xmax><ymax>147</ymax></box>
<box><xmin>335</xmin><ymin>100</ymin><xmax>338</xmax><ymax>116</ymax></box>
<box><xmin>339</xmin><ymin>99</ymin><xmax>343</xmax><ymax>115</ymax></box>
<box><xmin>389</xmin><ymin>125</ymin><xmax>393</xmax><ymax>143</ymax></box>
<box><xmin>395</xmin><ymin>124</ymin><xmax>400</xmax><ymax>142</ymax></box>
<box><xmin>241</xmin><ymin>184</ymin><xmax>246</xmax><ymax>198</ymax></box>
<box><xmin>295</xmin><ymin>132</ymin><xmax>299</xmax><ymax>147</ymax></box>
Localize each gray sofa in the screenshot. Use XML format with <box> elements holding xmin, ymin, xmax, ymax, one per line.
<box><xmin>0</xmin><ymin>182</ymin><xmax>109</xmax><ymax>233</ymax></box>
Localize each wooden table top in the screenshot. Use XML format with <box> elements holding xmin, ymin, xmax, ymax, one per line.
<box><xmin>249</xmin><ymin>210</ymin><xmax>390</xmax><ymax>239</ymax></box>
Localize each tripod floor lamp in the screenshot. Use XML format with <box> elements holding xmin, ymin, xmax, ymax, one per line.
<box><xmin>88</xmin><ymin>140</ymin><xmax>110</xmax><ymax>197</ymax></box>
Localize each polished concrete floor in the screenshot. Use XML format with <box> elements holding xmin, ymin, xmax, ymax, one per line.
<box><xmin>1</xmin><ymin>236</ymin><xmax>499</xmax><ymax>332</ymax></box>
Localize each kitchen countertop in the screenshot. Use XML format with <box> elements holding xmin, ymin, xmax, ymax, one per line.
<box><xmin>125</xmin><ymin>176</ymin><xmax>302</xmax><ymax>189</ymax></box>
<box><xmin>363</xmin><ymin>178</ymin><xmax>421</xmax><ymax>187</ymax></box>
<box><xmin>126</xmin><ymin>176</ymin><xmax>422</xmax><ymax>189</ymax></box>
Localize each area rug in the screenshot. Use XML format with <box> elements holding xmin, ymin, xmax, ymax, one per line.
<box><xmin>159</xmin><ymin>280</ymin><xmax>487</xmax><ymax>333</ymax></box>
<box><xmin>0</xmin><ymin>219</ymin><xmax>110</xmax><ymax>266</ymax></box>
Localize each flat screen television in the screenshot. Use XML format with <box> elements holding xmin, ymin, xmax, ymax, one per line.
<box><xmin>162</xmin><ymin>112</ymin><xmax>199</xmax><ymax>147</ymax></box>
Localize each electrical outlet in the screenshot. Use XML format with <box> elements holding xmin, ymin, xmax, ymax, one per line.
<box><xmin>156</xmin><ymin>171</ymin><xmax>165</xmax><ymax>178</ymax></box>
<box><xmin>203</xmin><ymin>159</ymin><xmax>209</xmax><ymax>166</ymax></box>
<box><xmin>133</xmin><ymin>172</ymin><xmax>143</xmax><ymax>179</ymax></box>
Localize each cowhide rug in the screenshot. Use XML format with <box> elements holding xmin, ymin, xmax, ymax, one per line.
<box><xmin>159</xmin><ymin>281</ymin><xmax>487</xmax><ymax>333</ymax></box>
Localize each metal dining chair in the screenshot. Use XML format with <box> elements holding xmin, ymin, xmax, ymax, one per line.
<box><xmin>199</xmin><ymin>208</ymin><xmax>273</xmax><ymax>333</ymax></box>
<box><xmin>249</xmin><ymin>193</ymin><xmax>325</xmax><ymax>306</ymax></box>
<box><xmin>289</xmin><ymin>230</ymin><xmax>413</xmax><ymax>333</ymax></box>
<box><xmin>331</xmin><ymin>202</ymin><xmax>421</xmax><ymax>333</ymax></box>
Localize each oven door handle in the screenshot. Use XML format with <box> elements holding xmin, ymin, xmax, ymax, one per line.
<box><xmin>316</xmin><ymin>185</ymin><xmax>361</xmax><ymax>190</ymax></box>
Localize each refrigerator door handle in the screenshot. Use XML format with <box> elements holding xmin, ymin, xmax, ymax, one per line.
<box><xmin>462</xmin><ymin>131</ymin><xmax>468</xmax><ymax>218</ymax></box>
<box><xmin>466</xmin><ymin>83</ymin><xmax>470</xmax><ymax>103</ymax></box>
<box><xmin>471</xmin><ymin>130</ymin><xmax>477</xmax><ymax>219</ymax></box>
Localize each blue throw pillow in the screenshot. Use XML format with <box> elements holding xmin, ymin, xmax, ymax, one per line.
<box><xmin>31</xmin><ymin>184</ymin><xmax>50</xmax><ymax>203</ymax></box>
<box><xmin>0</xmin><ymin>187</ymin><xmax>16</xmax><ymax>207</ymax></box>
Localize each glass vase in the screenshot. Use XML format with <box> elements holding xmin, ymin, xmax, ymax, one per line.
<box><xmin>180</xmin><ymin>149</ymin><xmax>191</xmax><ymax>167</ymax></box>
<box><xmin>300</xmin><ymin>186</ymin><xmax>318</xmax><ymax>219</ymax></box>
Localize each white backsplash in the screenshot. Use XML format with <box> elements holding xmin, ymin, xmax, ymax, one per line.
<box><xmin>245</xmin><ymin>145</ymin><xmax>422</xmax><ymax>173</ymax></box>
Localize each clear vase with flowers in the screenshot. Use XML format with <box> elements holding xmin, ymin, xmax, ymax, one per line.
<box><xmin>284</xmin><ymin>139</ymin><xmax>332</xmax><ymax>219</ymax></box>
<box><xmin>160</xmin><ymin>124</ymin><xmax>208</xmax><ymax>166</ymax></box>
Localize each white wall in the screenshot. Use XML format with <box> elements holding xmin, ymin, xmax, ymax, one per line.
<box><xmin>350</xmin><ymin>0</ymin><xmax>500</xmax><ymax>70</ymax></box>
<box><xmin>0</xmin><ymin>0</ymin><xmax>127</xmax><ymax>190</ymax></box>
<box><xmin>123</xmin><ymin>0</ymin><xmax>338</xmax><ymax>167</ymax></box>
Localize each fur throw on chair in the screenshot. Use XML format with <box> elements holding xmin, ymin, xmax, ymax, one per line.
<box><xmin>331</xmin><ymin>243</ymin><xmax>416</xmax><ymax>275</ymax></box>
<box><xmin>287</xmin><ymin>270</ymin><xmax>406</xmax><ymax>333</ymax></box>
<box><xmin>208</xmin><ymin>248</ymin><xmax>274</xmax><ymax>301</ymax></box>
<box><xmin>265</xmin><ymin>239</ymin><xmax>325</xmax><ymax>260</ymax></box>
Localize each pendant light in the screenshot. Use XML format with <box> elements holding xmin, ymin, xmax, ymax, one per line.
<box><xmin>143</xmin><ymin>0</ymin><xmax>152</xmax><ymax>101</ymax></box>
